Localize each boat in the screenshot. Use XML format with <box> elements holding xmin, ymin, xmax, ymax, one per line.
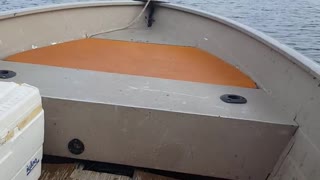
<box><xmin>0</xmin><ymin>1</ymin><xmax>319</xmax><ymax>179</ymax></box>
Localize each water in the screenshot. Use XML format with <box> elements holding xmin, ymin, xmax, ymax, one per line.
<box><xmin>1</xmin><ymin>0</ymin><xmax>320</xmax><ymax>64</ymax></box>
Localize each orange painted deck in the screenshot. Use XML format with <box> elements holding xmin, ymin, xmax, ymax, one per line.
<box><xmin>6</xmin><ymin>38</ymin><xmax>256</xmax><ymax>88</ymax></box>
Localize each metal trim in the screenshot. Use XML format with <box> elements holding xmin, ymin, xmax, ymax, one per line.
<box><xmin>0</xmin><ymin>1</ymin><xmax>143</xmax><ymax>20</ymax></box>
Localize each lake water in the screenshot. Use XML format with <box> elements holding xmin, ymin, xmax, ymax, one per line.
<box><xmin>1</xmin><ymin>0</ymin><xmax>320</xmax><ymax>64</ymax></box>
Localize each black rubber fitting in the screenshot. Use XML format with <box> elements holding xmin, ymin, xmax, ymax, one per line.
<box><xmin>68</xmin><ymin>139</ymin><xmax>85</xmax><ymax>155</ymax></box>
<box><xmin>0</xmin><ymin>70</ymin><xmax>16</xmax><ymax>79</ymax></box>
<box><xmin>220</xmin><ymin>94</ymin><xmax>247</xmax><ymax>104</ymax></box>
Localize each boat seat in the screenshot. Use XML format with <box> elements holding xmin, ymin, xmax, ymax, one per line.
<box><xmin>0</xmin><ymin>59</ymin><xmax>296</xmax><ymax>179</ymax></box>
<box><xmin>5</xmin><ymin>38</ymin><xmax>256</xmax><ymax>89</ymax></box>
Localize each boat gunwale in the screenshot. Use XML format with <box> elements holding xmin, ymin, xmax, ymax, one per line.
<box><xmin>0</xmin><ymin>1</ymin><xmax>143</xmax><ymax>19</ymax></box>
<box><xmin>0</xmin><ymin>1</ymin><xmax>319</xmax><ymax>80</ymax></box>
<box><xmin>160</xmin><ymin>3</ymin><xmax>320</xmax><ymax>80</ymax></box>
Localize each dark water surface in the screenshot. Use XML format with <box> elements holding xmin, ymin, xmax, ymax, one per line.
<box><xmin>1</xmin><ymin>0</ymin><xmax>320</xmax><ymax>64</ymax></box>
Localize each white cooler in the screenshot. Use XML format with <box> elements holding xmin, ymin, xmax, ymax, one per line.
<box><xmin>0</xmin><ymin>82</ymin><xmax>44</xmax><ymax>180</ymax></box>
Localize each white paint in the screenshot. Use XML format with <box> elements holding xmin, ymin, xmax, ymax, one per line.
<box><xmin>128</xmin><ymin>86</ymin><xmax>139</xmax><ymax>90</ymax></box>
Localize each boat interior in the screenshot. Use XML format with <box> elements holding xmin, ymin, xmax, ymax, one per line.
<box><xmin>0</xmin><ymin>1</ymin><xmax>320</xmax><ymax>180</ymax></box>
<box><xmin>6</xmin><ymin>38</ymin><xmax>257</xmax><ymax>89</ymax></box>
